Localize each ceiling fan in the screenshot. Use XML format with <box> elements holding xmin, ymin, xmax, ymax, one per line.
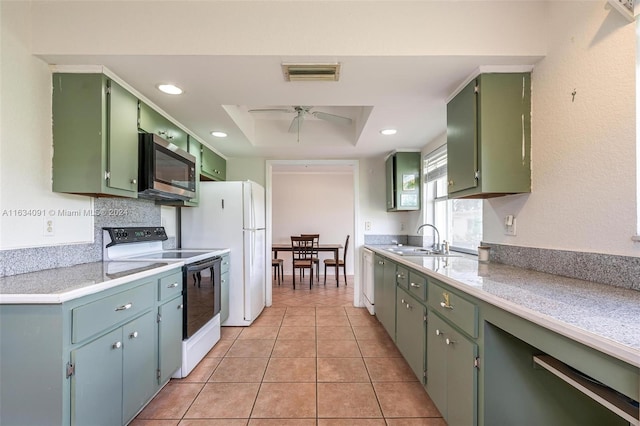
<box><xmin>248</xmin><ymin>106</ymin><xmax>352</xmax><ymax>141</ymax></box>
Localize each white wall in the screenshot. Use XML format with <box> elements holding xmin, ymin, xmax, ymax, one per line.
<box><xmin>0</xmin><ymin>2</ymin><xmax>92</xmax><ymax>250</ymax></box>
<box><xmin>483</xmin><ymin>3</ymin><xmax>638</xmax><ymax>256</ymax></box>
<box><xmin>272</xmin><ymin>171</ymin><xmax>354</xmax><ymax>275</ymax></box>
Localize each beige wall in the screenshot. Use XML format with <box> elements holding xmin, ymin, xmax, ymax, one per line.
<box><xmin>483</xmin><ymin>2</ymin><xmax>638</xmax><ymax>256</ymax></box>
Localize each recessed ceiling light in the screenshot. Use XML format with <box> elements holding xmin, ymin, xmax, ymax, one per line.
<box><xmin>157</xmin><ymin>84</ymin><xmax>183</xmax><ymax>95</ymax></box>
<box><xmin>210</xmin><ymin>131</ymin><xmax>228</xmax><ymax>138</ymax></box>
<box><xmin>380</xmin><ymin>129</ymin><xmax>397</xmax><ymax>136</ymax></box>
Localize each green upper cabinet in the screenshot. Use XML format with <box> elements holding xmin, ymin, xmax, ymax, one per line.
<box><xmin>386</xmin><ymin>151</ymin><xmax>421</xmax><ymax>211</ymax></box>
<box><xmin>447</xmin><ymin>72</ymin><xmax>531</xmax><ymax>199</ymax></box>
<box><xmin>138</xmin><ymin>102</ymin><xmax>188</xmax><ymax>151</ymax></box>
<box><xmin>52</xmin><ymin>73</ymin><xmax>139</xmax><ymax>198</ymax></box>
<box><xmin>201</xmin><ymin>145</ymin><xmax>226</xmax><ymax>181</ymax></box>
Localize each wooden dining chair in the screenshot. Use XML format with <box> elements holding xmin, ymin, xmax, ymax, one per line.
<box><xmin>300</xmin><ymin>233</ymin><xmax>320</xmax><ymax>282</ymax></box>
<box><xmin>324</xmin><ymin>235</ymin><xmax>349</xmax><ymax>286</ymax></box>
<box><xmin>291</xmin><ymin>235</ymin><xmax>315</xmax><ymax>289</ymax></box>
<box><xmin>271</xmin><ymin>257</ymin><xmax>284</xmax><ymax>285</ymax></box>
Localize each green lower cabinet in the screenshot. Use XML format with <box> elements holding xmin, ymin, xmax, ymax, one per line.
<box><xmin>374</xmin><ymin>254</ymin><xmax>397</xmax><ymax>339</ymax></box>
<box><xmin>72</xmin><ymin>310</ymin><xmax>156</xmax><ymax>426</ymax></box>
<box><xmin>122</xmin><ymin>311</ymin><xmax>157</xmax><ymax>424</ymax></box>
<box><xmin>71</xmin><ymin>328</ymin><xmax>123</xmax><ymax>426</ymax></box>
<box><xmin>427</xmin><ymin>311</ymin><xmax>478</xmax><ymax>426</ymax></box>
<box><xmin>158</xmin><ymin>296</ymin><xmax>184</xmax><ymax>384</ymax></box>
<box><xmin>220</xmin><ymin>270</ymin><xmax>230</xmax><ymax>324</ymax></box>
<box><xmin>396</xmin><ymin>287</ymin><xmax>426</xmax><ymax>383</ymax></box>
<box><xmin>0</xmin><ymin>267</ymin><xmax>184</xmax><ymax>425</ymax></box>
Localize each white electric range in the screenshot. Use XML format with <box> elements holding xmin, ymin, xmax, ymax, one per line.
<box><xmin>103</xmin><ymin>226</ymin><xmax>228</xmax><ymax>378</ymax></box>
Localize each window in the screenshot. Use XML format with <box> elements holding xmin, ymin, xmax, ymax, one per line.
<box><xmin>424</xmin><ymin>146</ymin><xmax>482</xmax><ymax>253</ymax></box>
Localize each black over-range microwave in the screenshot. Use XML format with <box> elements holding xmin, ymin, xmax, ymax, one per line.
<box><xmin>138</xmin><ymin>133</ymin><xmax>196</xmax><ymax>201</ymax></box>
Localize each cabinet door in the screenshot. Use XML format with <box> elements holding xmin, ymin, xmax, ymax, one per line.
<box><xmin>446</xmin><ymin>325</ymin><xmax>478</xmax><ymax>426</ymax></box>
<box><xmin>396</xmin><ymin>287</ymin><xmax>426</xmax><ymax>383</ymax></box>
<box><xmin>426</xmin><ymin>312</ymin><xmax>448</xmax><ymax>417</ymax></box>
<box><xmin>158</xmin><ymin>296</ymin><xmax>184</xmax><ymax>384</ymax></box>
<box><xmin>201</xmin><ymin>145</ymin><xmax>226</xmax><ymax>181</ymax></box>
<box><xmin>138</xmin><ymin>102</ymin><xmax>188</xmax><ymax>151</ymax></box>
<box><xmin>385</xmin><ymin>155</ymin><xmax>395</xmax><ymax>210</ymax></box>
<box><xmin>394</xmin><ymin>152</ymin><xmax>420</xmax><ymax>210</ymax></box>
<box><xmin>71</xmin><ymin>328</ymin><xmax>123</xmax><ymax>426</ymax></box>
<box><xmin>220</xmin><ymin>270</ymin><xmax>230</xmax><ymax>324</ymax></box>
<box><xmin>447</xmin><ymin>79</ymin><xmax>478</xmax><ymax>194</ymax></box>
<box><xmin>122</xmin><ymin>311</ymin><xmax>156</xmax><ymax>424</ymax></box>
<box><xmin>381</xmin><ymin>259</ymin><xmax>397</xmax><ymax>339</ymax></box>
<box><xmin>107</xmin><ymin>79</ymin><xmax>139</xmax><ymax>193</ymax></box>
<box><xmin>374</xmin><ymin>254</ymin><xmax>385</xmax><ymax>323</ymax></box>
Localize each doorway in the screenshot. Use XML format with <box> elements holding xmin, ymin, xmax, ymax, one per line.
<box><xmin>265</xmin><ymin>160</ymin><xmax>361</xmax><ymax>308</ymax></box>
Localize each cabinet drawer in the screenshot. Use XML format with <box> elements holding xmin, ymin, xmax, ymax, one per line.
<box><xmin>408</xmin><ymin>271</ymin><xmax>427</xmax><ymax>302</ymax></box>
<box><xmin>72</xmin><ymin>282</ymin><xmax>154</xmax><ymax>343</ymax></box>
<box><xmin>396</xmin><ymin>265</ymin><xmax>409</xmax><ymax>289</ymax></box>
<box><xmin>159</xmin><ymin>271</ymin><xmax>183</xmax><ymax>301</ymax></box>
<box><xmin>428</xmin><ymin>281</ymin><xmax>478</xmax><ymax>338</ymax></box>
<box><xmin>221</xmin><ymin>255</ymin><xmax>230</xmax><ymax>273</ymax></box>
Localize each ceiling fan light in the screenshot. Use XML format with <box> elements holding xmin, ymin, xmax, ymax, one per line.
<box><xmin>157</xmin><ymin>84</ymin><xmax>183</xmax><ymax>95</ymax></box>
<box><xmin>380</xmin><ymin>128</ymin><xmax>397</xmax><ymax>136</ymax></box>
<box><xmin>210</xmin><ymin>131</ymin><xmax>228</xmax><ymax>138</ymax></box>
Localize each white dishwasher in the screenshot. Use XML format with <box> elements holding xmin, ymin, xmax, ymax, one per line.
<box><xmin>362</xmin><ymin>248</ymin><xmax>375</xmax><ymax>314</ymax></box>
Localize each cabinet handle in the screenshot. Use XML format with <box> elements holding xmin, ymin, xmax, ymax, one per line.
<box><xmin>410</xmin><ymin>282</ymin><xmax>420</xmax><ymax>288</ymax></box>
<box><xmin>436</xmin><ymin>329</ymin><xmax>444</xmax><ymax>336</ymax></box>
<box><xmin>167</xmin><ymin>135</ymin><xmax>174</xmax><ymax>140</ymax></box>
<box><xmin>130</xmin><ymin>179</ymin><xmax>137</xmax><ymax>184</ymax></box>
<box><xmin>129</xmin><ymin>331</ymin><xmax>138</xmax><ymax>339</ymax></box>
<box><xmin>112</xmin><ymin>341</ymin><xmax>122</xmax><ymax>349</ymax></box>
<box><xmin>397</xmin><ymin>273</ymin><xmax>405</xmax><ymax>279</ymax></box>
<box><xmin>448</xmin><ymin>180</ymin><xmax>454</xmax><ymax>186</ymax></box>
<box><xmin>221</xmin><ymin>279</ymin><xmax>226</xmax><ymax>284</ymax></box>
<box><xmin>446</xmin><ymin>338</ymin><xmax>455</xmax><ymax>345</ymax></box>
<box><xmin>115</xmin><ymin>303</ymin><xmax>132</xmax><ymax>311</ymax></box>
<box><xmin>378</xmin><ymin>261</ymin><xmax>384</xmax><ymax>265</ymax></box>
<box><xmin>440</xmin><ymin>301</ymin><xmax>453</xmax><ymax>310</ymax></box>
<box><xmin>406</xmin><ymin>303</ymin><xmax>412</xmax><ymax>310</ymax></box>
<box><xmin>167</xmin><ymin>282</ymin><xmax>179</xmax><ymax>288</ymax></box>
<box><xmin>177</xmin><ymin>304</ymin><xmax>184</xmax><ymax>310</ymax></box>
<box><xmin>158</xmin><ymin>131</ymin><xmax>166</xmax><ymax>135</ymax></box>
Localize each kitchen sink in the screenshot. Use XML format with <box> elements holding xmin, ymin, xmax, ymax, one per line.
<box><xmin>385</xmin><ymin>247</ymin><xmax>461</xmax><ymax>257</ymax></box>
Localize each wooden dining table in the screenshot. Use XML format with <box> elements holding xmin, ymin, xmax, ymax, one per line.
<box><xmin>272</xmin><ymin>243</ymin><xmax>343</xmax><ymax>283</ymax></box>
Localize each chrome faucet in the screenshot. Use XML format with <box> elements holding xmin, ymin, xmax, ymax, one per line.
<box><xmin>417</xmin><ymin>224</ymin><xmax>441</xmax><ymax>253</ymax></box>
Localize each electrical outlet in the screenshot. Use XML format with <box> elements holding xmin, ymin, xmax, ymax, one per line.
<box><xmin>365</xmin><ymin>221</ymin><xmax>372</xmax><ymax>231</ymax></box>
<box><xmin>44</xmin><ymin>217</ymin><xmax>55</xmax><ymax>237</ymax></box>
<box><xmin>505</xmin><ymin>217</ymin><xmax>517</xmax><ymax>236</ymax></box>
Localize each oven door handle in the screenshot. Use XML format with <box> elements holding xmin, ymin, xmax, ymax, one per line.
<box><xmin>185</xmin><ymin>257</ymin><xmax>221</xmax><ymax>273</ymax></box>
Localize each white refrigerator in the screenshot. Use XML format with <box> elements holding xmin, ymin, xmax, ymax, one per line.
<box><xmin>181</xmin><ymin>180</ymin><xmax>266</xmax><ymax>326</ymax></box>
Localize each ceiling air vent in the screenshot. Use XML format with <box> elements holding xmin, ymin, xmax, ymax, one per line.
<box><xmin>282</xmin><ymin>63</ymin><xmax>341</xmax><ymax>82</ymax></box>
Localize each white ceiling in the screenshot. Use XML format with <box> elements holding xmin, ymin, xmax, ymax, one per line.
<box><xmin>34</xmin><ymin>2</ymin><xmax>546</xmax><ymax>160</ymax></box>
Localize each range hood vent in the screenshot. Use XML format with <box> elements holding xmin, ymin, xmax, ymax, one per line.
<box><xmin>282</xmin><ymin>63</ymin><xmax>341</xmax><ymax>82</ymax></box>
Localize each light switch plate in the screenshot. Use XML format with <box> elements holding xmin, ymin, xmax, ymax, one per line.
<box><xmin>505</xmin><ymin>218</ymin><xmax>517</xmax><ymax>236</ymax></box>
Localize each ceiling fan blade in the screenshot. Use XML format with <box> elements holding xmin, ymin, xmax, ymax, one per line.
<box><xmin>288</xmin><ymin>114</ymin><xmax>304</xmax><ymax>133</ymax></box>
<box><xmin>248</xmin><ymin>108</ymin><xmax>295</xmax><ymax>113</ymax></box>
<box><xmin>311</xmin><ymin>111</ymin><xmax>352</xmax><ymax>126</ymax></box>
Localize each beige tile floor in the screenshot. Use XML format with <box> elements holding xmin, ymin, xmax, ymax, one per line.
<box><xmin>132</xmin><ymin>275</ymin><xmax>446</xmax><ymax>426</ymax></box>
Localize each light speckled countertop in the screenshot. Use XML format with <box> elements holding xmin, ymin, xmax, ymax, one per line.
<box><xmin>366</xmin><ymin>246</ymin><xmax>640</xmax><ymax>368</ymax></box>
<box><xmin>0</xmin><ymin>261</ymin><xmax>183</xmax><ymax>304</ymax></box>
